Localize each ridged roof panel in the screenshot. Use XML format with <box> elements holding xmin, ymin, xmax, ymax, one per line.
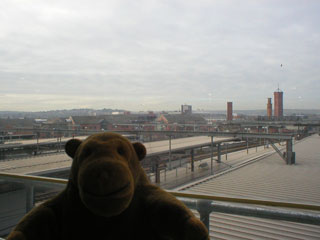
<box><xmin>184</xmin><ymin>135</ymin><xmax>320</xmax><ymax>239</ymax></box>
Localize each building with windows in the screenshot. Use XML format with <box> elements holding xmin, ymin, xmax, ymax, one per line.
<box><xmin>181</xmin><ymin>104</ymin><xmax>192</xmax><ymax>114</ymax></box>
<box><xmin>181</xmin><ymin>105</ymin><xmax>192</xmax><ymax>114</ymax></box>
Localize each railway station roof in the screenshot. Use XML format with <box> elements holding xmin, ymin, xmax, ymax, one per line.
<box><xmin>178</xmin><ymin>134</ymin><xmax>320</xmax><ymax>239</ymax></box>
<box><xmin>0</xmin><ymin>136</ymin><xmax>227</xmax><ymax>175</ymax></box>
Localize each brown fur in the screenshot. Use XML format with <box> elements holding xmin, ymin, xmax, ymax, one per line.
<box><xmin>7</xmin><ymin>132</ymin><xmax>209</xmax><ymax>240</ymax></box>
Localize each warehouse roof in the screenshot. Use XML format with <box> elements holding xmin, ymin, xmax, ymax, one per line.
<box><xmin>158</xmin><ymin>114</ymin><xmax>207</xmax><ymax>125</ymax></box>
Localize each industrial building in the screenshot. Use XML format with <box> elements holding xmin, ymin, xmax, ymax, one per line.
<box><xmin>227</xmin><ymin>102</ymin><xmax>233</xmax><ymax>121</ymax></box>
<box><xmin>267</xmin><ymin>98</ymin><xmax>272</xmax><ymax>118</ymax></box>
<box><xmin>274</xmin><ymin>89</ymin><xmax>284</xmax><ymax>118</ymax></box>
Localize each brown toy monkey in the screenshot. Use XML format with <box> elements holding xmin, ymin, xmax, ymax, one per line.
<box><xmin>7</xmin><ymin>132</ymin><xmax>209</xmax><ymax>240</ymax></box>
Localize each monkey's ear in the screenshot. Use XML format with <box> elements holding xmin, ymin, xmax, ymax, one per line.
<box><xmin>65</xmin><ymin>139</ymin><xmax>82</xmax><ymax>158</ymax></box>
<box><xmin>133</xmin><ymin>142</ymin><xmax>146</xmax><ymax>161</ymax></box>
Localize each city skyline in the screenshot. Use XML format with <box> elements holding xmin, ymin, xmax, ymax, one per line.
<box><xmin>1</xmin><ymin>0</ymin><xmax>320</xmax><ymax>111</ymax></box>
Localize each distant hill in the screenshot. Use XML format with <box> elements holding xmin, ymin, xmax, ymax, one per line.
<box><xmin>0</xmin><ymin>108</ymin><xmax>125</xmax><ymax>119</ymax></box>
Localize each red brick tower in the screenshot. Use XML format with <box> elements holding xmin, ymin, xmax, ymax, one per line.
<box><xmin>274</xmin><ymin>89</ymin><xmax>283</xmax><ymax>118</ymax></box>
<box><xmin>227</xmin><ymin>102</ymin><xmax>233</xmax><ymax>121</ymax></box>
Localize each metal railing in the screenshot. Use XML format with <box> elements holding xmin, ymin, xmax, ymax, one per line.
<box><xmin>1</xmin><ymin>172</ymin><xmax>320</xmax><ymax>233</ymax></box>
<box><xmin>169</xmin><ymin>191</ymin><xmax>320</xmax><ymax>228</ymax></box>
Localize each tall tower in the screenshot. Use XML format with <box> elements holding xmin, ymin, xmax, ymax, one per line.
<box><xmin>267</xmin><ymin>98</ymin><xmax>272</xmax><ymax>118</ymax></box>
<box><xmin>274</xmin><ymin>89</ymin><xmax>283</xmax><ymax>118</ymax></box>
<box><xmin>227</xmin><ymin>102</ymin><xmax>233</xmax><ymax>121</ymax></box>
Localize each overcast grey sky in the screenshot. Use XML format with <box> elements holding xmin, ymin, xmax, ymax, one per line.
<box><xmin>0</xmin><ymin>0</ymin><xmax>319</xmax><ymax>111</ymax></box>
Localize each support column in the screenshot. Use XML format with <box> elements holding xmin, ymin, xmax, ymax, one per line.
<box><xmin>59</xmin><ymin>135</ymin><xmax>62</xmax><ymax>152</ymax></box>
<box><xmin>266</xmin><ymin>126</ymin><xmax>269</xmax><ymax>148</ymax></box>
<box><xmin>155</xmin><ymin>163</ymin><xmax>160</xmax><ymax>184</ymax></box>
<box><xmin>210</xmin><ymin>136</ymin><xmax>213</xmax><ymax>173</ymax></box>
<box><xmin>217</xmin><ymin>143</ymin><xmax>221</xmax><ymax>163</ymax></box>
<box><xmin>286</xmin><ymin>138</ymin><xmax>295</xmax><ymax>165</ymax></box>
<box><xmin>225</xmin><ymin>143</ymin><xmax>228</xmax><ymax>160</ymax></box>
<box><xmin>191</xmin><ymin>149</ymin><xmax>194</xmax><ymax>172</ymax></box>
<box><xmin>0</xmin><ymin>150</ymin><xmax>5</xmax><ymax>160</ymax></box>
<box><xmin>36</xmin><ymin>132</ymin><xmax>40</xmax><ymax>155</ymax></box>
<box><xmin>168</xmin><ymin>135</ymin><xmax>172</xmax><ymax>170</ymax></box>
<box><xmin>57</xmin><ymin>136</ymin><xmax>60</xmax><ymax>152</ymax></box>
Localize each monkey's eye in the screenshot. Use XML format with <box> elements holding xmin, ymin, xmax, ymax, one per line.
<box><xmin>117</xmin><ymin>146</ymin><xmax>126</xmax><ymax>156</ymax></box>
<box><xmin>82</xmin><ymin>146</ymin><xmax>93</xmax><ymax>158</ymax></box>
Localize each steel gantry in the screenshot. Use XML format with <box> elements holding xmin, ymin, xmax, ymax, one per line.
<box><xmin>2</xmin><ymin>129</ymin><xmax>296</xmax><ymax>165</ymax></box>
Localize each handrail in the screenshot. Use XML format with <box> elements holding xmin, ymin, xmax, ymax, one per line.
<box><xmin>0</xmin><ymin>172</ymin><xmax>67</xmax><ymax>185</ymax></box>
<box><xmin>168</xmin><ymin>191</ymin><xmax>320</xmax><ymax>211</ymax></box>
<box><xmin>1</xmin><ymin>172</ymin><xmax>320</xmax><ymax>232</ymax></box>
<box><xmin>1</xmin><ymin>172</ymin><xmax>320</xmax><ymax>211</ymax></box>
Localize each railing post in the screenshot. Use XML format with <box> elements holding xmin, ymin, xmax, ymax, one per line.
<box><xmin>196</xmin><ymin>199</ymin><xmax>212</xmax><ymax>231</ymax></box>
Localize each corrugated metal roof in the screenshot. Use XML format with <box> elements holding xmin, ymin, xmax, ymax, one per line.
<box><xmin>206</xmin><ymin>213</ymin><xmax>320</xmax><ymax>240</ymax></box>
<box><xmin>180</xmin><ymin>135</ymin><xmax>320</xmax><ymax>239</ymax></box>
<box><xmin>0</xmin><ymin>153</ymin><xmax>71</xmax><ymax>175</ymax></box>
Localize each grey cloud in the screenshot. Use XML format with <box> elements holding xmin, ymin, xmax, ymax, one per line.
<box><xmin>0</xmin><ymin>0</ymin><xmax>319</xmax><ymax>111</ymax></box>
